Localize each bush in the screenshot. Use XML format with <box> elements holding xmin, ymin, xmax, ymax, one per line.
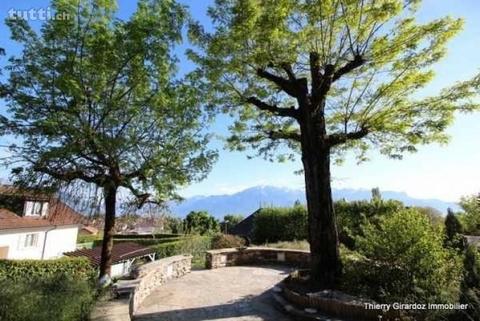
<box><xmin>335</xmin><ymin>198</ymin><xmax>404</xmax><ymax>249</ymax></box>
<box><xmin>149</xmin><ymin>236</ymin><xmax>212</xmax><ymax>267</ymax></box>
<box><xmin>112</xmin><ymin>233</ymin><xmax>183</xmax><ymax>239</ymax></box>
<box><xmin>184</xmin><ymin>211</ymin><xmax>219</xmax><ymax>235</ymax></box>
<box><xmin>0</xmin><ymin>274</ymin><xmax>95</xmax><ymax>321</ymax></box>
<box><xmin>77</xmin><ymin>233</ymin><xmax>102</xmax><ymax>244</ymax></box>
<box><xmin>352</xmin><ymin>209</ymin><xmax>462</xmax><ymax>306</ymax></box>
<box><xmin>211</xmin><ymin>234</ymin><xmax>245</xmax><ymax>249</ymax></box>
<box><xmin>252</xmin><ymin>205</ymin><xmax>307</xmax><ymax>243</ymax></box>
<box><xmin>0</xmin><ymin>257</ymin><xmax>95</xmax><ymax>281</ymax></box>
<box><xmin>0</xmin><ymin>258</ymin><xmax>96</xmax><ymax>321</ymax></box>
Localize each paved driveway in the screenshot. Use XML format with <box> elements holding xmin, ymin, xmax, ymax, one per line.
<box><xmin>134</xmin><ymin>266</ymin><xmax>294</xmax><ymax>321</ymax></box>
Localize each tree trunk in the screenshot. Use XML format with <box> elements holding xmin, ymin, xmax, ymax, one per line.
<box><xmin>300</xmin><ymin>113</ymin><xmax>342</xmax><ymax>289</ymax></box>
<box><xmin>99</xmin><ymin>183</ymin><xmax>117</xmax><ymax>280</ymax></box>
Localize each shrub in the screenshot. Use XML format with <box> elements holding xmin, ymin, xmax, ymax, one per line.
<box><xmin>0</xmin><ymin>274</ymin><xmax>95</xmax><ymax>321</ymax></box>
<box><xmin>149</xmin><ymin>236</ymin><xmax>212</xmax><ymax>265</ymax></box>
<box><xmin>252</xmin><ymin>205</ymin><xmax>307</xmax><ymax>243</ymax></box>
<box><xmin>77</xmin><ymin>233</ymin><xmax>102</xmax><ymax>244</ymax></box>
<box><xmin>335</xmin><ymin>198</ymin><xmax>404</xmax><ymax>249</ymax></box>
<box><xmin>112</xmin><ymin>233</ymin><xmax>183</xmax><ymax>239</ymax></box>
<box><xmin>184</xmin><ymin>211</ymin><xmax>219</xmax><ymax>235</ymax></box>
<box><xmin>211</xmin><ymin>234</ymin><xmax>245</xmax><ymax>249</ymax></box>
<box><xmin>0</xmin><ymin>258</ymin><xmax>96</xmax><ymax>321</ymax></box>
<box><xmin>0</xmin><ymin>257</ymin><xmax>95</xmax><ymax>281</ymax></box>
<box><xmin>353</xmin><ymin>209</ymin><xmax>462</xmax><ymax>306</ymax></box>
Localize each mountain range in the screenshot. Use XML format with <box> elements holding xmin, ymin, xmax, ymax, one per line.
<box><xmin>170</xmin><ymin>185</ymin><xmax>459</xmax><ymax>218</ymax></box>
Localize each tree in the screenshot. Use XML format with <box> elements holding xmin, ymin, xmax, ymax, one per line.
<box><xmin>184</xmin><ymin>211</ymin><xmax>219</xmax><ymax>235</ymax></box>
<box><xmin>221</xmin><ymin>214</ymin><xmax>244</xmax><ymax>233</ymax></box>
<box><xmin>1</xmin><ymin>0</ymin><xmax>216</xmax><ymax>279</ymax></box>
<box><xmin>189</xmin><ymin>0</ymin><xmax>478</xmax><ymax>288</ymax></box>
<box><xmin>458</xmin><ymin>194</ymin><xmax>480</xmax><ymax>235</ymax></box>
<box><xmin>444</xmin><ymin>208</ymin><xmax>464</xmax><ymax>250</ymax></box>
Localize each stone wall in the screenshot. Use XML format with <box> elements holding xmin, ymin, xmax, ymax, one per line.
<box><xmin>129</xmin><ymin>255</ymin><xmax>192</xmax><ymax>318</ymax></box>
<box><xmin>206</xmin><ymin>247</ymin><xmax>310</xmax><ymax>269</ymax></box>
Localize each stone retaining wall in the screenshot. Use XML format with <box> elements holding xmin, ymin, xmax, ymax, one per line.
<box><xmin>206</xmin><ymin>247</ymin><xmax>310</xmax><ymax>269</ymax></box>
<box><xmin>129</xmin><ymin>255</ymin><xmax>192</xmax><ymax>318</ymax></box>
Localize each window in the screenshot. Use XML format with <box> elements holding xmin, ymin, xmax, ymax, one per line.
<box><xmin>23</xmin><ymin>233</ymin><xmax>39</xmax><ymax>248</ymax></box>
<box><xmin>24</xmin><ymin>201</ymin><xmax>48</xmax><ymax>216</ymax></box>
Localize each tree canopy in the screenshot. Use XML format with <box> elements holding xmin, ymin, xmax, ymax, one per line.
<box><xmin>189</xmin><ymin>0</ymin><xmax>478</xmax><ymax>162</ymax></box>
<box><xmin>0</xmin><ymin>0</ymin><xmax>217</xmax><ymax>278</ymax></box>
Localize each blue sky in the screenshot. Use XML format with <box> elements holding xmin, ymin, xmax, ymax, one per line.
<box><xmin>0</xmin><ymin>0</ymin><xmax>479</xmax><ymax>202</ymax></box>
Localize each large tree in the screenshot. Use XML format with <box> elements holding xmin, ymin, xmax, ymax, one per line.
<box><xmin>189</xmin><ymin>0</ymin><xmax>478</xmax><ymax>288</ymax></box>
<box><xmin>0</xmin><ymin>0</ymin><xmax>216</xmax><ymax>279</ymax></box>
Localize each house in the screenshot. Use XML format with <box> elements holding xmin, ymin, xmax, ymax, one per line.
<box><xmin>230</xmin><ymin>209</ymin><xmax>261</xmax><ymax>244</ymax></box>
<box><xmin>64</xmin><ymin>242</ymin><xmax>156</xmax><ymax>277</ymax></box>
<box><xmin>0</xmin><ymin>185</ymin><xmax>84</xmax><ymax>260</ymax></box>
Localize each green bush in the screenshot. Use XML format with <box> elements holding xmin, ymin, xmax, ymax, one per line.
<box><xmin>211</xmin><ymin>233</ymin><xmax>245</xmax><ymax>249</ymax></box>
<box><xmin>112</xmin><ymin>233</ymin><xmax>183</xmax><ymax>239</ymax></box>
<box><xmin>184</xmin><ymin>211</ymin><xmax>219</xmax><ymax>235</ymax></box>
<box><xmin>149</xmin><ymin>236</ymin><xmax>212</xmax><ymax>266</ymax></box>
<box><xmin>0</xmin><ymin>274</ymin><xmax>95</xmax><ymax>321</ymax></box>
<box><xmin>335</xmin><ymin>198</ymin><xmax>404</xmax><ymax>249</ymax></box>
<box><xmin>352</xmin><ymin>209</ymin><xmax>462</xmax><ymax>306</ymax></box>
<box><xmin>0</xmin><ymin>258</ymin><xmax>96</xmax><ymax>321</ymax></box>
<box><xmin>0</xmin><ymin>257</ymin><xmax>95</xmax><ymax>281</ymax></box>
<box><xmin>77</xmin><ymin>233</ymin><xmax>102</xmax><ymax>244</ymax></box>
<box><xmin>252</xmin><ymin>205</ymin><xmax>307</xmax><ymax>243</ymax></box>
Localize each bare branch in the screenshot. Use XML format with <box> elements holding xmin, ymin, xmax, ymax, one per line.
<box><xmin>332</xmin><ymin>54</ymin><xmax>365</xmax><ymax>82</ymax></box>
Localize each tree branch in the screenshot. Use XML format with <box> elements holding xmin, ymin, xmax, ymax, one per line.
<box><xmin>246</xmin><ymin>97</ymin><xmax>298</xmax><ymax>118</ymax></box>
<box><xmin>332</xmin><ymin>55</ymin><xmax>365</xmax><ymax>82</ymax></box>
<box><xmin>327</xmin><ymin>126</ymin><xmax>369</xmax><ymax>146</ymax></box>
<box><xmin>256</xmin><ymin>68</ymin><xmax>302</xmax><ymax>98</ymax></box>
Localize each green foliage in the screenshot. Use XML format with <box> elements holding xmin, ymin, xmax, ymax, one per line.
<box><xmin>444</xmin><ymin>208</ymin><xmax>465</xmax><ymax>250</ymax></box>
<box><xmin>0</xmin><ymin>257</ymin><xmax>95</xmax><ymax>282</ymax></box>
<box><xmin>211</xmin><ymin>233</ymin><xmax>245</xmax><ymax>249</ymax></box>
<box><xmin>112</xmin><ymin>233</ymin><xmax>183</xmax><ymax>240</ymax></box>
<box><xmin>164</xmin><ymin>216</ymin><xmax>185</xmax><ymax>234</ymax></box>
<box><xmin>221</xmin><ymin>214</ymin><xmax>244</xmax><ymax>232</ymax></box>
<box><xmin>335</xmin><ymin>198</ymin><xmax>404</xmax><ymax>249</ymax></box>
<box><xmin>184</xmin><ymin>211</ymin><xmax>219</xmax><ymax>235</ymax></box>
<box><xmin>0</xmin><ymin>258</ymin><xmax>96</xmax><ymax>321</ymax></box>
<box><xmin>252</xmin><ymin>205</ymin><xmax>307</xmax><ymax>243</ymax></box>
<box><xmin>77</xmin><ymin>233</ymin><xmax>103</xmax><ymax>244</ymax></box>
<box><xmin>0</xmin><ymin>274</ymin><xmax>96</xmax><ymax>321</ymax></box>
<box><xmin>188</xmin><ymin>0</ymin><xmax>477</xmax><ymax>163</ymax></box>
<box><xmin>458</xmin><ymin>246</ymin><xmax>480</xmax><ymax>321</ymax></box>
<box><xmin>149</xmin><ymin>235</ymin><xmax>212</xmax><ymax>265</ymax></box>
<box><xmin>458</xmin><ymin>194</ymin><xmax>480</xmax><ymax>235</ymax></box>
<box><xmin>354</xmin><ymin>209</ymin><xmax>462</xmax><ymax>305</ymax></box>
<box><xmin>1</xmin><ymin>0</ymin><xmax>216</xmax><ymax>208</ymax></box>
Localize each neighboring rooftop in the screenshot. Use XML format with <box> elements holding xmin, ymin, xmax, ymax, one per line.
<box><xmin>64</xmin><ymin>242</ymin><xmax>155</xmax><ymax>266</ymax></box>
<box><xmin>0</xmin><ymin>184</ymin><xmax>85</xmax><ymax>230</ymax></box>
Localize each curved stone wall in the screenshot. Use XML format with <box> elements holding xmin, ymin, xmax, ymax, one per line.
<box><xmin>129</xmin><ymin>255</ymin><xmax>192</xmax><ymax>318</ymax></box>
<box><xmin>206</xmin><ymin>247</ymin><xmax>310</xmax><ymax>269</ymax></box>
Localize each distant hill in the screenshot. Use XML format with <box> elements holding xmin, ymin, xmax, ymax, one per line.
<box><xmin>170</xmin><ymin>185</ymin><xmax>459</xmax><ymax>218</ymax></box>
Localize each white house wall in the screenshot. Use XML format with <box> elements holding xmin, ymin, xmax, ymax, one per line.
<box><xmin>43</xmin><ymin>226</ymin><xmax>79</xmax><ymax>259</ymax></box>
<box><xmin>0</xmin><ymin>225</ymin><xmax>79</xmax><ymax>260</ymax></box>
<box><xmin>0</xmin><ymin>227</ymin><xmax>47</xmax><ymax>259</ymax></box>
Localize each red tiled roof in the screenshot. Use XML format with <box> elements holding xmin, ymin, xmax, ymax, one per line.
<box><xmin>64</xmin><ymin>242</ymin><xmax>155</xmax><ymax>266</ymax></box>
<box><xmin>0</xmin><ymin>185</ymin><xmax>85</xmax><ymax>230</ymax></box>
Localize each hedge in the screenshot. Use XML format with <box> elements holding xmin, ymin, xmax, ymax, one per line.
<box><xmin>0</xmin><ymin>274</ymin><xmax>95</xmax><ymax>321</ymax></box>
<box><xmin>149</xmin><ymin>236</ymin><xmax>212</xmax><ymax>265</ymax></box>
<box><xmin>92</xmin><ymin>236</ymin><xmax>186</xmax><ymax>247</ymax></box>
<box><xmin>0</xmin><ymin>258</ymin><xmax>96</xmax><ymax>321</ymax></box>
<box><xmin>0</xmin><ymin>257</ymin><xmax>96</xmax><ymax>281</ymax></box>
<box><xmin>112</xmin><ymin>233</ymin><xmax>183</xmax><ymax>239</ymax></box>
<box><xmin>252</xmin><ymin>206</ymin><xmax>307</xmax><ymax>243</ymax></box>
